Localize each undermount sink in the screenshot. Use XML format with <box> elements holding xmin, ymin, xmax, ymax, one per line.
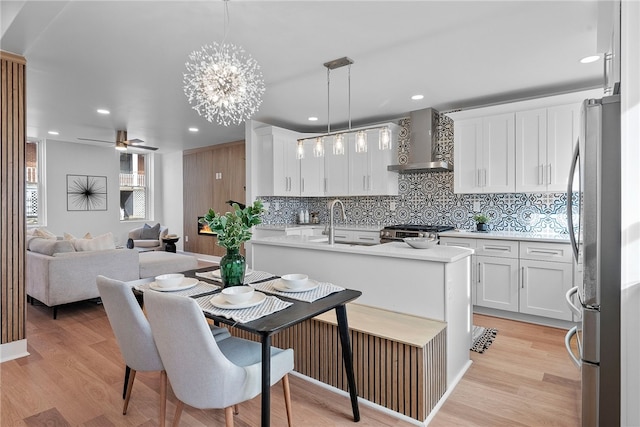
<box><xmin>305</xmin><ymin>236</ymin><xmax>377</xmax><ymax>247</ymax></box>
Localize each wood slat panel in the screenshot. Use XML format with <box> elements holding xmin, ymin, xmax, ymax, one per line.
<box><xmin>1</xmin><ymin>51</ymin><xmax>26</xmax><ymax>345</ymax></box>
<box><xmin>226</xmin><ymin>316</ymin><xmax>446</xmax><ymax>422</ymax></box>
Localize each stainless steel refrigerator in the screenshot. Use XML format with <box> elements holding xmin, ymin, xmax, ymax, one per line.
<box><xmin>565</xmin><ymin>95</ymin><xmax>621</xmax><ymax>426</ymax></box>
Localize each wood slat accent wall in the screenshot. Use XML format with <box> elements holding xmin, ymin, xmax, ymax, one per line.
<box><xmin>229</xmin><ymin>318</ymin><xmax>447</xmax><ymax>421</ymax></box>
<box><xmin>1</xmin><ymin>51</ymin><xmax>27</xmax><ymax>345</ymax></box>
<box><xmin>183</xmin><ymin>141</ymin><xmax>246</xmax><ymax>257</ymax></box>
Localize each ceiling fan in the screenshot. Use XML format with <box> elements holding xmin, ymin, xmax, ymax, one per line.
<box><xmin>78</xmin><ymin>130</ymin><xmax>158</xmax><ymax>151</ymax></box>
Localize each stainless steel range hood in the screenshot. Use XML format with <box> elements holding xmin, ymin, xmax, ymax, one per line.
<box><xmin>388</xmin><ymin>108</ymin><xmax>453</xmax><ymax>173</ymax></box>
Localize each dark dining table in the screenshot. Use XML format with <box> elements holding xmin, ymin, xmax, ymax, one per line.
<box><xmin>131</xmin><ymin>267</ymin><xmax>362</xmax><ymax>427</ymax></box>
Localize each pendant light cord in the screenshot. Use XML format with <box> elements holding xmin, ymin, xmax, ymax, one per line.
<box><xmin>222</xmin><ymin>0</ymin><xmax>230</xmax><ymax>44</ymax></box>
<box><xmin>327</xmin><ymin>67</ymin><xmax>331</xmax><ymax>134</ymax></box>
<box><xmin>348</xmin><ymin>63</ymin><xmax>352</xmax><ymax>130</ymax></box>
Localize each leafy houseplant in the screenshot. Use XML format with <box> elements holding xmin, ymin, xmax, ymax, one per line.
<box><xmin>199</xmin><ymin>200</ymin><xmax>265</xmax><ymax>287</ymax></box>
<box><xmin>473</xmin><ymin>214</ymin><xmax>489</xmax><ymax>232</ymax></box>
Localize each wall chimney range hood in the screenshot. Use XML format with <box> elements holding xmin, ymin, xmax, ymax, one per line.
<box><xmin>388</xmin><ymin>108</ymin><xmax>453</xmax><ymax>173</ymax></box>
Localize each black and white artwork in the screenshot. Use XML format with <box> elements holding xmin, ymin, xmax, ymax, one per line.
<box><xmin>66</xmin><ymin>175</ymin><xmax>107</xmax><ymax>211</ymax></box>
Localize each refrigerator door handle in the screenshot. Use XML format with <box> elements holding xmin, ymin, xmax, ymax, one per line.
<box><xmin>565</xmin><ymin>286</ymin><xmax>582</xmax><ymax>318</ymax></box>
<box><xmin>566</xmin><ymin>141</ymin><xmax>580</xmax><ymax>261</ymax></box>
<box><xmin>565</xmin><ymin>326</ymin><xmax>581</xmax><ymax>368</ymax></box>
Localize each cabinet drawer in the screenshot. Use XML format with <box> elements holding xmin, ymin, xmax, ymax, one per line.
<box><xmin>475</xmin><ymin>239</ymin><xmax>518</xmax><ymax>258</ymax></box>
<box><xmin>439</xmin><ymin>237</ymin><xmax>476</xmax><ymax>249</ymax></box>
<box><xmin>352</xmin><ymin>232</ymin><xmax>380</xmax><ymax>245</ymax></box>
<box><xmin>520</xmin><ymin>241</ymin><xmax>572</xmax><ymax>263</ymax></box>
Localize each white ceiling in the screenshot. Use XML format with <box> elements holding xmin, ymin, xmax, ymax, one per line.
<box><xmin>1</xmin><ymin>1</ymin><xmax>604</xmax><ymax>153</ymax></box>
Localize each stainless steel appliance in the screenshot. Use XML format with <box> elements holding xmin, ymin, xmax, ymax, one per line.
<box><xmin>565</xmin><ymin>95</ymin><xmax>621</xmax><ymax>426</ymax></box>
<box><xmin>379</xmin><ymin>224</ymin><xmax>454</xmax><ymax>244</ymax></box>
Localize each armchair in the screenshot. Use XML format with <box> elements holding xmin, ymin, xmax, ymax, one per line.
<box><xmin>128</xmin><ymin>223</ymin><xmax>168</xmax><ymax>251</ymax></box>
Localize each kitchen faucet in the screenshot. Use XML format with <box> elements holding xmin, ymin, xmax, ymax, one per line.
<box><xmin>328</xmin><ymin>199</ymin><xmax>346</xmax><ymax>245</ymax></box>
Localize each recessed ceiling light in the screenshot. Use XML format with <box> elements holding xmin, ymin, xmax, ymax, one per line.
<box><xmin>411</xmin><ymin>94</ymin><xmax>424</xmax><ymax>100</ymax></box>
<box><xmin>580</xmin><ymin>55</ymin><xmax>601</xmax><ymax>64</ymax></box>
<box><xmin>96</xmin><ymin>109</ymin><xmax>110</xmax><ymax>115</ymax></box>
<box><xmin>308</xmin><ymin>117</ymin><xmax>318</xmax><ymax>121</ymax></box>
<box><xmin>188</xmin><ymin>127</ymin><xmax>199</xmax><ymax>132</ymax></box>
<box><xmin>48</xmin><ymin>130</ymin><xmax>59</xmax><ymax>135</ymax></box>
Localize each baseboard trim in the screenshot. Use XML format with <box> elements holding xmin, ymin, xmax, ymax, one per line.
<box><xmin>0</xmin><ymin>339</ymin><xmax>29</xmax><ymax>363</ymax></box>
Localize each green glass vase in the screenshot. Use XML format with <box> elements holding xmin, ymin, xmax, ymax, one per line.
<box><xmin>219</xmin><ymin>248</ymin><xmax>246</xmax><ymax>288</ymax></box>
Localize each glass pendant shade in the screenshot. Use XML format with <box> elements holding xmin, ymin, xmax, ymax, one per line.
<box><xmin>333</xmin><ymin>134</ymin><xmax>345</xmax><ymax>155</ymax></box>
<box><xmin>379</xmin><ymin>127</ymin><xmax>392</xmax><ymax>150</ymax></box>
<box><xmin>313</xmin><ymin>137</ymin><xmax>325</xmax><ymax>157</ymax></box>
<box><xmin>296</xmin><ymin>141</ymin><xmax>305</xmax><ymax>159</ymax></box>
<box><xmin>355</xmin><ymin>130</ymin><xmax>368</xmax><ymax>153</ymax></box>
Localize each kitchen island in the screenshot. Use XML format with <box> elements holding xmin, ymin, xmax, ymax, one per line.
<box><xmin>248</xmin><ymin>235</ymin><xmax>474</xmax><ymax>391</ymax></box>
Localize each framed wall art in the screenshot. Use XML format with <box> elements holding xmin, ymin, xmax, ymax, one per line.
<box><xmin>67</xmin><ymin>174</ymin><xmax>107</xmax><ymax>211</ymax></box>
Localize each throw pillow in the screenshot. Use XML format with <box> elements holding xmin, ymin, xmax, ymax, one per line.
<box><xmin>32</xmin><ymin>228</ymin><xmax>57</xmax><ymax>239</ymax></box>
<box><xmin>64</xmin><ymin>232</ymin><xmax>92</xmax><ymax>240</ymax></box>
<box><xmin>73</xmin><ymin>232</ymin><xmax>116</xmax><ymax>252</ymax></box>
<box><xmin>140</xmin><ymin>223</ymin><xmax>161</xmax><ymax>240</ymax></box>
<box><xmin>29</xmin><ymin>239</ymin><xmax>76</xmax><ymax>256</ymax></box>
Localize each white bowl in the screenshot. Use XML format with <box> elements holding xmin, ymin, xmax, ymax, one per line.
<box><xmin>155</xmin><ymin>273</ymin><xmax>185</xmax><ymax>288</ymax></box>
<box><xmin>281</xmin><ymin>274</ymin><xmax>309</xmax><ymax>290</ymax></box>
<box><xmin>221</xmin><ymin>286</ymin><xmax>255</xmax><ymax>304</ymax></box>
<box><xmin>404</xmin><ymin>237</ymin><xmax>438</xmax><ymax>249</ymax></box>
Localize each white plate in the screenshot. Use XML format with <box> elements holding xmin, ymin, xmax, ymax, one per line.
<box><xmin>273</xmin><ymin>279</ymin><xmax>319</xmax><ymax>293</ymax></box>
<box><xmin>210</xmin><ymin>291</ymin><xmax>266</xmax><ymax>309</ymax></box>
<box><xmin>210</xmin><ymin>268</ymin><xmax>254</xmax><ymax>280</ymax></box>
<box><xmin>149</xmin><ymin>277</ymin><xmax>199</xmax><ymax>292</ymax></box>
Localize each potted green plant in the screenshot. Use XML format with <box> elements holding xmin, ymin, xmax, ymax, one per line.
<box><xmin>473</xmin><ymin>213</ymin><xmax>489</xmax><ymax>232</ymax></box>
<box><xmin>199</xmin><ymin>200</ymin><xmax>265</xmax><ymax>287</ymax></box>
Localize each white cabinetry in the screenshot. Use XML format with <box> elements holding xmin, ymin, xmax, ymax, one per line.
<box><xmin>254</xmin><ymin>126</ymin><xmax>300</xmax><ymax>196</ymax></box>
<box><xmin>300</xmin><ymin>139</ymin><xmax>325</xmax><ymax>196</ymax></box>
<box><xmin>519</xmin><ymin>241</ymin><xmax>573</xmax><ymax>320</ymax></box>
<box><xmin>475</xmin><ymin>240</ymin><xmax>519</xmax><ymax>312</ymax></box>
<box><xmin>440</xmin><ymin>236</ymin><xmax>574</xmax><ymax>322</ymax></box>
<box><xmin>333</xmin><ymin>229</ymin><xmax>381</xmax><ymax>245</ymax></box>
<box><xmin>515</xmin><ymin>103</ymin><xmax>580</xmax><ymax>192</ymax></box>
<box><xmin>347</xmin><ymin>125</ymin><xmax>399</xmax><ymax>196</ymax></box>
<box><xmin>453</xmin><ymin>113</ymin><xmax>515</xmax><ymax>193</ymax></box>
<box><xmin>324</xmin><ymin>145</ymin><xmax>350</xmax><ymax>196</ymax></box>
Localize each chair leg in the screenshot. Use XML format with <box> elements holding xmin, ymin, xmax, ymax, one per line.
<box><xmin>172</xmin><ymin>401</ymin><xmax>185</xmax><ymax>427</ymax></box>
<box><xmin>53</xmin><ymin>306</ymin><xmax>58</xmax><ymax>319</ymax></box>
<box><xmin>282</xmin><ymin>374</ymin><xmax>293</xmax><ymax>427</ymax></box>
<box><xmin>224</xmin><ymin>406</ymin><xmax>234</xmax><ymax>427</ymax></box>
<box><xmin>160</xmin><ymin>370</ymin><xmax>167</xmax><ymax>427</ymax></box>
<box><xmin>233</xmin><ymin>404</ymin><xmax>239</xmax><ymax>415</ymax></box>
<box><xmin>123</xmin><ymin>369</ymin><xmax>137</xmax><ymax>414</ymax></box>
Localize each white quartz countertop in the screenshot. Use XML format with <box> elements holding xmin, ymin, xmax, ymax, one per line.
<box><xmin>249</xmin><ymin>235</ymin><xmax>473</xmax><ymax>263</ymax></box>
<box><xmin>439</xmin><ymin>229</ymin><xmax>571</xmax><ymax>243</ymax></box>
<box><xmin>255</xmin><ymin>224</ymin><xmax>382</xmax><ymax>232</ymax></box>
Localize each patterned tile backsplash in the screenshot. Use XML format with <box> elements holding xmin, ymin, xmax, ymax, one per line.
<box><xmin>259</xmin><ymin>115</ymin><xmax>571</xmax><ymax>234</ymax></box>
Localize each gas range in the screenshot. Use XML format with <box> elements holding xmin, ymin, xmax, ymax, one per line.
<box><xmin>379</xmin><ymin>224</ymin><xmax>455</xmax><ymax>243</ymax></box>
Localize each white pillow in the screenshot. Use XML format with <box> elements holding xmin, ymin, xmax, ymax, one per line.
<box><xmin>63</xmin><ymin>232</ymin><xmax>92</xmax><ymax>240</ymax></box>
<box><xmin>73</xmin><ymin>232</ymin><xmax>116</xmax><ymax>252</ymax></box>
<box><xmin>32</xmin><ymin>228</ymin><xmax>57</xmax><ymax>239</ymax></box>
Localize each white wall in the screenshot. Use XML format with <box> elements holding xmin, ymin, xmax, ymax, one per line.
<box><xmin>620</xmin><ymin>1</ymin><xmax>640</xmax><ymax>425</ymax></box>
<box><xmin>43</xmin><ymin>139</ymin><xmax>166</xmax><ymax>245</ymax></box>
<box><xmin>160</xmin><ymin>150</ymin><xmax>185</xmax><ymax>251</ymax></box>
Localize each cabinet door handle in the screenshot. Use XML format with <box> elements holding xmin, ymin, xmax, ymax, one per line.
<box><xmin>302</xmin><ymin>178</ymin><xmax>305</xmax><ymax>192</ymax></box>
<box><xmin>483</xmin><ymin>169</ymin><xmax>487</xmax><ymax>187</ymax></box>
<box><xmin>484</xmin><ymin>245</ymin><xmax>510</xmax><ymax>251</ymax></box>
<box><xmin>521</xmin><ymin>266</ymin><xmax>525</xmax><ymax>289</ymax></box>
<box><xmin>358</xmin><ymin>236</ymin><xmax>375</xmax><ymax>241</ymax></box>
<box><xmin>547</xmin><ymin>164</ymin><xmax>552</xmax><ymax>185</ymax></box>
<box><xmin>529</xmin><ymin>249</ymin><xmax>561</xmax><ymax>256</ymax></box>
<box><xmin>362</xmin><ymin>176</ymin><xmax>366</xmax><ymax>191</ymax></box>
<box><xmin>477</xmin><ymin>169</ymin><xmax>481</xmax><ymax>188</ymax></box>
<box><xmin>324</xmin><ymin>177</ymin><xmax>327</xmax><ymax>193</ymax></box>
<box><xmin>478</xmin><ymin>262</ymin><xmax>481</xmax><ymax>283</ymax></box>
<box><xmin>538</xmin><ymin>165</ymin><xmax>544</xmax><ymax>185</ymax></box>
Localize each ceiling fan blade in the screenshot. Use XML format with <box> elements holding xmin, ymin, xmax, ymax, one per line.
<box><xmin>130</xmin><ymin>144</ymin><xmax>158</xmax><ymax>151</ymax></box>
<box><xmin>126</xmin><ymin>138</ymin><xmax>145</xmax><ymax>145</ymax></box>
<box><xmin>77</xmin><ymin>137</ymin><xmax>113</xmax><ymax>144</ymax></box>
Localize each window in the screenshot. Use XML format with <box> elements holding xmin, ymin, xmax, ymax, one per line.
<box><xmin>26</xmin><ymin>139</ymin><xmax>46</xmax><ymax>226</ymax></box>
<box><xmin>119</xmin><ymin>152</ymin><xmax>151</xmax><ymax>220</ymax></box>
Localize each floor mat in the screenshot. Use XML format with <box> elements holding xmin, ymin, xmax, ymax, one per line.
<box><xmin>471</xmin><ymin>325</ymin><xmax>498</xmax><ymax>353</ymax></box>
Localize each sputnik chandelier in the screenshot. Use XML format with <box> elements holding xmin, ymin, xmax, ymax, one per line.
<box><xmin>183</xmin><ymin>0</ymin><xmax>265</xmax><ymax>126</ymax></box>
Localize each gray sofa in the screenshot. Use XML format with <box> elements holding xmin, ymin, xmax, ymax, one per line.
<box><xmin>26</xmin><ymin>240</ymin><xmax>198</xmax><ymax>318</ymax></box>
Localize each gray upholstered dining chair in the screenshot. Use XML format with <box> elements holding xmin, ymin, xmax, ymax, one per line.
<box><xmin>96</xmin><ymin>275</ymin><xmax>231</xmax><ymax>426</ymax></box>
<box><xmin>144</xmin><ymin>290</ymin><xmax>294</xmax><ymax>427</ymax></box>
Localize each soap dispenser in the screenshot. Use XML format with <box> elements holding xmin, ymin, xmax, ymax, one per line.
<box><xmin>304</xmin><ymin>209</ymin><xmax>309</xmax><ymax>224</ymax></box>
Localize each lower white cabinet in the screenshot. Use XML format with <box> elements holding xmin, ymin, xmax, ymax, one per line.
<box><xmin>476</xmin><ymin>255</ymin><xmax>519</xmax><ymax>312</ymax></box>
<box><xmin>440</xmin><ymin>236</ymin><xmax>574</xmax><ymax>322</ymax></box>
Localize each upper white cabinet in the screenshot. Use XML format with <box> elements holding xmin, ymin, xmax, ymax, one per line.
<box><xmin>254</xmin><ymin>125</ymin><xmax>300</xmax><ymax>197</ymax></box>
<box><xmin>515</xmin><ymin>103</ymin><xmax>580</xmax><ymax>193</ymax></box>
<box><xmin>348</xmin><ymin>125</ymin><xmax>399</xmax><ymax>196</ymax></box>
<box><xmin>324</xmin><ymin>143</ymin><xmax>350</xmax><ymax>196</ymax></box>
<box><xmin>453</xmin><ymin>113</ymin><xmax>515</xmax><ymax>193</ymax></box>
<box><xmin>300</xmin><ymin>139</ymin><xmax>325</xmax><ymax>196</ymax></box>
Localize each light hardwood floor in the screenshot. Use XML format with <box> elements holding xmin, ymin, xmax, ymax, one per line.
<box><xmin>1</xmin><ymin>301</ymin><xmax>580</xmax><ymax>426</ymax></box>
